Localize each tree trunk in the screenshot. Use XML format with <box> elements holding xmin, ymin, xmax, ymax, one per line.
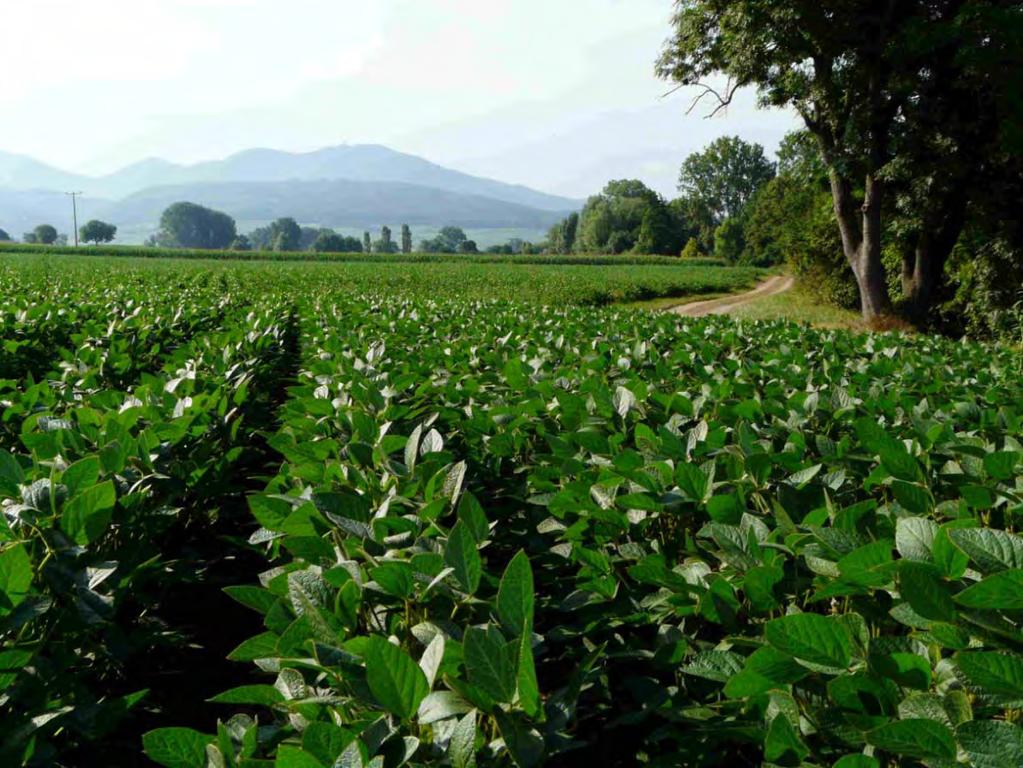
<box><xmin>902</xmin><ymin>195</ymin><xmax>967</xmax><ymax>318</ymax></box>
<box><xmin>828</xmin><ymin>169</ymin><xmax>892</xmax><ymax>320</ymax></box>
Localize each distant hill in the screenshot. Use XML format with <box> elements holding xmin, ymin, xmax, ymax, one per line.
<box><xmin>0</xmin><ymin>144</ymin><xmax>579</xmax><ymax>244</ymax></box>
<box><xmin>98</xmin><ymin>179</ymin><xmax>568</xmax><ymax>230</ymax></box>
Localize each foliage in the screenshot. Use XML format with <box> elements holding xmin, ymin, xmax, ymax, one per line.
<box><xmin>157</xmin><ymin>203</ymin><xmax>237</xmax><ymax>249</ymax></box>
<box><xmin>401</xmin><ymin>224</ymin><xmax>413</xmax><ymax>254</ymax></box>
<box><xmin>0</xmin><ymin>229</ymin><xmax>11</xmax><ymax>242</ymax></box>
<box><xmin>269</xmin><ymin>217</ymin><xmax>302</xmax><ymax>252</ymax></box>
<box><xmin>677</xmin><ymin>136</ymin><xmax>775</xmax><ymax>224</ymax></box>
<box><xmin>575</xmin><ymin>180</ymin><xmax>684</xmax><ymax>256</ymax></box>
<box><xmin>0</xmin><ymin>255</ymin><xmax>1020</xmax><ymax>767</ymax></box>
<box><xmin>657</xmin><ymin>0</ymin><xmax>1023</xmax><ymax>321</ymax></box>
<box><xmin>421</xmin><ymin>227</ymin><xmax>471</xmax><ymax>254</ymax></box>
<box><xmin>26</xmin><ymin>225</ymin><xmax>58</xmax><ymax>246</ymax></box>
<box><xmin>713</xmin><ymin>216</ymin><xmax>746</xmax><ymax>264</ymax></box>
<box><xmin>79</xmin><ymin>220</ymin><xmax>117</xmax><ymax>246</ymax></box>
<box><xmin>547</xmin><ymin>212</ymin><xmax>579</xmax><ymax>255</ymax></box>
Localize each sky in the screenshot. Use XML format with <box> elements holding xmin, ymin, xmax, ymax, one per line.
<box><xmin>0</xmin><ymin>0</ymin><xmax>800</xmax><ymax>198</ymax></box>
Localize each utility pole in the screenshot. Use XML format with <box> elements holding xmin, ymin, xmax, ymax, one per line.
<box><xmin>66</xmin><ymin>192</ymin><xmax>82</xmax><ymax>246</ymax></box>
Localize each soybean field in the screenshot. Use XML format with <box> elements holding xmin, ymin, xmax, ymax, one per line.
<box><xmin>1</xmin><ymin>256</ymin><xmax>1022</xmax><ymax>768</ymax></box>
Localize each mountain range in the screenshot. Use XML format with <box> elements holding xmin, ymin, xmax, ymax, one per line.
<box><xmin>0</xmin><ymin>145</ymin><xmax>581</xmax><ymax>244</ymax></box>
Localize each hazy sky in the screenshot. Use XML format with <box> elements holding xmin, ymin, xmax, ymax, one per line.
<box><xmin>1</xmin><ymin>0</ymin><xmax>799</xmax><ymax>197</ymax></box>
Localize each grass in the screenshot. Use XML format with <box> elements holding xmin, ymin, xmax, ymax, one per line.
<box><xmin>731</xmin><ymin>281</ymin><xmax>862</xmax><ymax>328</ymax></box>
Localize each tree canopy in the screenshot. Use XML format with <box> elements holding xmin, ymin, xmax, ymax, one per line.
<box><xmin>79</xmin><ymin>220</ymin><xmax>117</xmax><ymax>245</ymax></box>
<box><xmin>678</xmin><ymin>136</ymin><xmax>775</xmax><ymax>223</ymax></box>
<box><xmin>658</xmin><ymin>0</ymin><xmax>1023</xmax><ymax>320</ymax></box>
<box><xmin>157</xmin><ymin>203</ymin><xmax>237</xmax><ymax>249</ymax></box>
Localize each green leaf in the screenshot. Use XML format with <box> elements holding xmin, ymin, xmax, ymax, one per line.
<box><xmin>493</xmin><ymin>710</ymin><xmax>544</xmax><ymax>767</ymax></box>
<box><xmin>143</xmin><ymin>728</ymin><xmax>214</xmax><ymax>768</ymax></box>
<box><xmin>516</xmin><ymin>631</ymin><xmax>541</xmax><ymax>718</ymax></box>
<box><xmin>227</xmin><ymin>632</ymin><xmax>279</xmax><ymax>662</ymax></box>
<box><xmin>724</xmin><ymin>647</ymin><xmax>808</xmax><ymax>698</ymax></box>
<box><xmin>445</xmin><ymin>521</ymin><xmax>482</xmax><ymax>595</ymax></box>
<box><xmin>60</xmin><ymin>480</ymin><xmax>116</xmax><ymax>546</ymax></box>
<box><xmin>448</xmin><ymin>711</ymin><xmax>477</xmax><ymax>768</ymax></box>
<box><xmin>0</xmin><ymin>451</ymin><xmax>24</xmax><ymax>496</ymax></box>
<box><xmin>895</xmin><ymin>517</ymin><xmax>937</xmax><ymax>561</ymax></box>
<box><xmin>984</xmin><ymin>451</ymin><xmax>1020</xmax><ymax>481</ymax></box>
<box><xmin>765</xmin><ymin>713</ymin><xmax>808</xmax><ymax>766</ymax></box>
<box><xmin>891</xmin><ymin>481</ymin><xmax>932</xmax><ymax>515</ymax></box>
<box><xmin>223</xmin><ymin>585</ymin><xmax>278</xmax><ymax>615</ymax></box>
<box><xmin>457</xmin><ymin>493</ymin><xmax>489</xmax><ymax>543</ymax></box>
<box><xmin>765</xmin><ymin>613</ymin><xmax>853</xmax><ymax>669</ymax></box>
<box><xmin>833</xmin><ymin>756</ymin><xmax>880</xmax><ymax>768</ymax></box>
<box><xmin>866</xmin><ymin>719</ymin><xmax>956</xmax><ymax>760</ymax></box>
<box><xmin>0</xmin><ymin>543</ymin><xmax>31</xmax><ymax>616</ymax></box>
<box><xmin>957</xmin><ymin>720</ymin><xmax>1023</xmax><ymax>768</ymax></box>
<box><xmin>898</xmin><ymin>561</ymin><xmax>956</xmax><ymax>622</ymax></box>
<box><xmin>956</xmin><ymin>569</ymin><xmax>1023</xmax><ymax>610</ymax></box>
<box><xmin>364</xmin><ymin>636</ymin><xmax>430</xmax><ymax>721</ymax></box>
<box><xmin>949</xmin><ymin>528</ymin><xmax>1023</xmax><ymax>573</ymax></box>
<box><xmin>497</xmin><ymin>551</ymin><xmax>534</xmax><ymax>637</ymax></box>
<box><xmin>276</xmin><ymin>745</ymin><xmax>326</xmax><ymax>768</ymax></box>
<box><xmin>676</xmin><ymin>462</ymin><xmax>709</xmax><ymax>502</ymax></box>
<box><xmin>463</xmin><ymin>625</ymin><xmax>517</xmax><ymax>703</ymax></box>
<box><xmin>208</xmin><ymin>685</ymin><xmax>285</xmax><ymax>706</ymax></box>
<box><xmin>62</xmin><ymin>456</ymin><xmax>100</xmax><ymax>497</ymax></box>
<box><xmin>371</xmin><ymin>562</ymin><xmax>415</xmax><ymax>599</ymax></box>
<box><xmin>956</xmin><ymin>652</ymin><xmax>1023</xmax><ymax>699</ymax></box>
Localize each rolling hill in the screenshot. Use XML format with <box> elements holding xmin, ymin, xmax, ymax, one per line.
<box><xmin>0</xmin><ymin>145</ymin><xmax>579</xmax><ymax>244</ymax></box>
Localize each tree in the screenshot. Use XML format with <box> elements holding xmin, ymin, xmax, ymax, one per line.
<box><xmin>658</xmin><ymin>0</ymin><xmax>1023</xmax><ymax>320</ymax></box>
<box><xmin>269</xmin><ymin>218</ymin><xmax>302</xmax><ymax>251</ymax></box>
<box><xmin>0</xmin><ymin>229</ymin><xmax>10</xmax><ymax>242</ymax></box>
<box><xmin>79</xmin><ymin>220</ymin><xmax>117</xmax><ymax>245</ymax></box>
<box><xmin>311</xmin><ymin>231</ymin><xmax>345</xmax><ymax>253</ymax></box>
<box><xmin>677</xmin><ymin>137</ymin><xmax>775</xmax><ymax>224</ymax></box>
<box><xmin>230</xmin><ymin>235</ymin><xmax>252</xmax><ymax>251</ymax></box>
<box><xmin>32</xmin><ymin>224</ymin><xmax>58</xmax><ymax>245</ymax></box>
<box><xmin>372</xmin><ymin>224</ymin><xmax>394</xmax><ymax>255</ymax></box>
<box><xmin>547</xmin><ymin>212</ymin><xmax>580</xmax><ymax>254</ymax></box>
<box><xmin>363</xmin><ymin>232</ymin><xmax>372</xmax><ymax>253</ymax></box>
<box><xmin>401</xmin><ymin>224</ymin><xmax>412</xmax><ymax>254</ymax></box>
<box><xmin>420</xmin><ymin>226</ymin><xmax>469</xmax><ymax>253</ymax></box>
<box><xmin>459</xmin><ymin>239</ymin><xmax>479</xmax><ymax>254</ymax></box>
<box><xmin>714</xmin><ymin>216</ymin><xmax>747</xmax><ymax>263</ymax></box>
<box><xmin>575</xmin><ymin>180</ymin><xmax>682</xmax><ymax>254</ymax></box>
<box><xmin>157</xmin><ymin>202</ymin><xmax>236</xmax><ymax>249</ymax></box>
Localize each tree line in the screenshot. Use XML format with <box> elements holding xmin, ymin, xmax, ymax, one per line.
<box><xmin>656</xmin><ymin>0</ymin><xmax>1022</xmax><ymax>332</ymax></box>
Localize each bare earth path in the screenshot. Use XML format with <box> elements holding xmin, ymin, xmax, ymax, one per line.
<box><xmin>669</xmin><ymin>274</ymin><xmax>795</xmax><ymax>317</ymax></box>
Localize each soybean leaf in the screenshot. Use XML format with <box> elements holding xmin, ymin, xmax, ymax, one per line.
<box><xmin>463</xmin><ymin>626</ymin><xmax>517</xmax><ymax>704</ymax></box>
<box><xmin>364</xmin><ymin>637</ymin><xmax>429</xmax><ymax>721</ymax></box>
<box><xmin>765</xmin><ymin>614</ymin><xmax>853</xmax><ymax>669</ymax></box>
<box><xmin>445</xmin><ymin>522</ymin><xmax>482</xmax><ymax>595</ymax></box>
<box><xmin>949</xmin><ymin>529</ymin><xmax>1023</xmax><ymax>573</ymax></box>
<box><xmin>957</xmin><ymin>720</ymin><xmax>1023</xmax><ymax>768</ymax></box>
<box><xmin>956</xmin><ymin>570</ymin><xmax>1023</xmax><ymax>610</ymax></box>
<box><xmin>866</xmin><ymin>719</ymin><xmax>956</xmax><ymax>760</ymax></box>
<box><xmin>449</xmin><ymin>711</ymin><xmax>477</xmax><ymax>768</ymax></box>
<box><xmin>61</xmin><ymin>480</ymin><xmax>116</xmax><ymax>546</ymax></box>
<box><xmin>898</xmin><ymin>561</ymin><xmax>956</xmax><ymax>622</ymax></box>
<box><xmin>143</xmin><ymin>728</ymin><xmax>214</xmax><ymax>768</ymax></box>
<box><xmin>497</xmin><ymin>551</ymin><xmax>534</xmax><ymax>637</ymax></box>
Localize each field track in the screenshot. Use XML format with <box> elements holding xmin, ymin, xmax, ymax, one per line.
<box><xmin>670</xmin><ymin>273</ymin><xmax>794</xmax><ymax>316</ymax></box>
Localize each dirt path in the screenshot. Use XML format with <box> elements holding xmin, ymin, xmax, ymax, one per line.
<box><xmin>670</xmin><ymin>274</ymin><xmax>795</xmax><ymax>317</ymax></box>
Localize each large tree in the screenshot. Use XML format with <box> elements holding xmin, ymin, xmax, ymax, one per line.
<box><xmin>79</xmin><ymin>220</ymin><xmax>117</xmax><ymax>245</ymax></box>
<box><xmin>658</xmin><ymin>1</ymin><xmax>1023</xmax><ymax>320</ymax></box>
<box><xmin>157</xmin><ymin>203</ymin><xmax>236</xmax><ymax>249</ymax></box>
<box><xmin>269</xmin><ymin>218</ymin><xmax>302</xmax><ymax>251</ymax></box>
<box><xmin>678</xmin><ymin>136</ymin><xmax>775</xmax><ymax>223</ymax></box>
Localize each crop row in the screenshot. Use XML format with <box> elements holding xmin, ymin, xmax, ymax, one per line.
<box><xmin>0</xmin><ymin>253</ymin><xmax>760</xmax><ymax>307</ymax></box>
<box><xmin>2</xmin><ymin>263</ymin><xmax>1022</xmax><ymax>767</ymax></box>
<box><xmin>136</xmin><ymin>295</ymin><xmax>1023</xmax><ymax>768</ymax></box>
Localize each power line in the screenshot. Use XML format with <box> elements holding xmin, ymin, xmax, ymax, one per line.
<box><xmin>66</xmin><ymin>192</ymin><xmax>83</xmax><ymax>246</ymax></box>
